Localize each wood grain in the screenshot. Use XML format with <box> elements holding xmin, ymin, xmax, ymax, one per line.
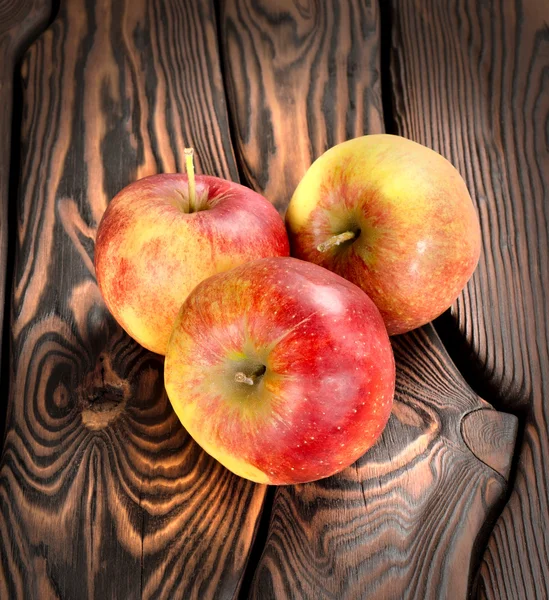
<box><xmin>0</xmin><ymin>0</ymin><xmax>51</xmax><ymax>415</ymax></box>
<box><xmin>461</xmin><ymin>409</ymin><xmax>518</xmax><ymax>480</ymax></box>
<box><xmin>221</xmin><ymin>0</ymin><xmax>383</xmax><ymax>212</ymax></box>
<box><xmin>0</xmin><ymin>0</ymin><xmax>265</xmax><ymax>598</ymax></box>
<box><xmin>221</xmin><ymin>1</ymin><xmax>518</xmax><ymax>597</ymax></box>
<box><xmin>387</xmin><ymin>0</ymin><xmax>549</xmax><ymax>597</ymax></box>
<box><xmin>250</xmin><ymin>329</ymin><xmax>518</xmax><ymax>600</ymax></box>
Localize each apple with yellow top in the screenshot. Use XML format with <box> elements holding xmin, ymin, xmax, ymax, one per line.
<box><xmin>285</xmin><ymin>134</ymin><xmax>481</xmax><ymax>335</ymax></box>
<box><xmin>164</xmin><ymin>256</ymin><xmax>395</xmax><ymax>485</ymax></box>
<box><xmin>95</xmin><ymin>150</ymin><xmax>289</xmax><ymax>354</ymax></box>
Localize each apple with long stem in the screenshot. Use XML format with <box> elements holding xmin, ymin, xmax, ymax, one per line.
<box><xmin>164</xmin><ymin>256</ymin><xmax>395</xmax><ymax>485</ymax></box>
<box><xmin>285</xmin><ymin>134</ymin><xmax>481</xmax><ymax>335</ymax></box>
<box><xmin>95</xmin><ymin>150</ymin><xmax>289</xmax><ymax>354</ymax></box>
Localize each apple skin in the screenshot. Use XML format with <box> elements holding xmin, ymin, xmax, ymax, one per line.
<box><xmin>164</xmin><ymin>256</ymin><xmax>395</xmax><ymax>485</ymax></box>
<box><xmin>285</xmin><ymin>134</ymin><xmax>481</xmax><ymax>335</ymax></box>
<box><xmin>95</xmin><ymin>174</ymin><xmax>289</xmax><ymax>355</ymax></box>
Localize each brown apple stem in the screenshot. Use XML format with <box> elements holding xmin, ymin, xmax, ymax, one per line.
<box><xmin>234</xmin><ymin>372</ymin><xmax>255</xmax><ymax>386</ymax></box>
<box><xmin>317</xmin><ymin>230</ymin><xmax>356</xmax><ymax>252</ymax></box>
<box><xmin>184</xmin><ymin>147</ymin><xmax>196</xmax><ymax>212</ymax></box>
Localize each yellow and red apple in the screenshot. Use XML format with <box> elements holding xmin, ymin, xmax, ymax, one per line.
<box><xmin>285</xmin><ymin>134</ymin><xmax>481</xmax><ymax>335</ymax></box>
<box><xmin>164</xmin><ymin>257</ymin><xmax>395</xmax><ymax>485</ymax></box>
<box><xmin>95</xmin><ymin>171</ymin><xmax>289</xmax><ymax>355</ymax></box>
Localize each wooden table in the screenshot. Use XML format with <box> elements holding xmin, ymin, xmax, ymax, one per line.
<box><xmin>0</xmin><ymin>1</ymin><xmax>547</xmax><ymax>598</ymax></box>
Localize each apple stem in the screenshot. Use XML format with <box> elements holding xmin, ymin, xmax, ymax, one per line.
<box><xmin>184</xmin><ymin>147</ymin><xmax>196</xmax><ymax>213</ymax></box>
<box><xmin>317</xmin><ymin>230</ymin><xmax>356</xmax><ymax>252</ymax></box>
<box><xmin>234</xmin><ymin>372</ymin><xmax>255</xmax><ymax>386</ymax></box>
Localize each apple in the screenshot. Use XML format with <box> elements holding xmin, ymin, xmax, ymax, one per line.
<box><xmin>95</xmin><ymin>151</ymin><xmax>289</xmax><ymax>355</ymax></box>
<box><xmin>285</xmin><ymin>134</ymin><xmax>481</xmax><ymax>335</ymax></box>
<box><xmin>164</xmin><ymin>256</ymin><xmax>395</xmax><ymax>485</ymax></box>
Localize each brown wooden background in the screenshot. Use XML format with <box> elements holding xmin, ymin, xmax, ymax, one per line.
<box><xmin>0</xmin><ymin>0</ymin><xmax>547</xmax><ymax>598</ymax></box>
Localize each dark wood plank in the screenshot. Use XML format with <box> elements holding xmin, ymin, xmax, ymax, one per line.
<box><xmin>249</xmin><ymin>329</ymin><xmax>519</xmax><ymax>600</ymax></box>
<box><xmin>0</xmin><ymin>1</ymin><xmax>265</xmax><ymax>598</ymax></box>
<box><xmin>387</xmin><ymin>1</ymin><xmax>549</xmax><ymax>597</ymax></box>
<box><xmin>0</xmin><ymin>0</ymin><xmax>51</xmax><ymax>411</ymax></box>
<box><xmin>221</xmin><ymin>0</ymin><xmax>383</xmax><ymax>213</ymax></box>
<box><xmin>220</xmin><ymin>1</ymin><xmax>518</xmax><ymax>597</ymax></box>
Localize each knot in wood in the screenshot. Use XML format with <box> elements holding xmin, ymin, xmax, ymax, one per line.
<box><xmin>78</xmin><ymin>354</ymin><xmax>130</xmax><ymax>430</ymax></box>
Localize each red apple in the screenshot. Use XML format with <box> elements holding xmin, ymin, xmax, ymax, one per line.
<box><xmin>164</xmin><ymin>256</ymin><xmax>395</xmax><ymax>485</ymax></box>
<box><xmin>285</xmin><ymin>134</ymin><xmax>481</xmax><ymax>335</ymax></box>
<box><xmin>95</xmin><ymin>163</ymin><xmax>289</xmax><ymax>355</ymax></box>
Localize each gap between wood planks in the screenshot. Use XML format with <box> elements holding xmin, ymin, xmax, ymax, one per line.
<box><xmin>377</xmin><ymin>1</ymin><xmax>524</xmax><ymax>597</ymax></box>
<box><xmin>0</xmin><ymin>0</ymin><xmax>61</xmax><ymax>445</ymax></box>
<box><xmin>209</xmin><ymin>3</ymin><xmax>279</xmax><ymax>598</ymax></box>
<box><xmin>0</xmin><ymin>55</ymin><xmax>22</xmax><ymax>446</ymax></box>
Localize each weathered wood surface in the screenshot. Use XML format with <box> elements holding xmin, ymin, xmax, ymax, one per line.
<box><xmin>0</xmin><ymin>0</ymin><xmax>266</xmax><ymax>598</ymax></box>
<box><xmin>2</xmin><ymin>0</ymin><xmax>547</xmax><ymax>597</ymax></box>
<box><xmin>387</xmin><ymin>0</ymin><xmax>549</xmax><ymax>597</ymax></box>
<box><xmin>0</xmin><ymin>0</ymin><xmax>51</xmax><ymax>409</ymax></box>
<box><xmin>221</xmin><ymin>1</ymin><xmax>518</xmax><ymax>598</ymax></box>
<box><xmin>221</xmin><ymin>0</ymin><xmax>383</xmax><ymax>214</ymax></box>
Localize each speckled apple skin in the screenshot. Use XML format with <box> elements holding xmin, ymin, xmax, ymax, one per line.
<box><xmin>285</xmin><ymin>134</ymin><xmax>481</xmax><ymax>335</ymax></box>
<box><xmin>95</xmin><ymin>174</ymin><xmax>289</xmax><ymax>354</ymax></box>
<box><xmin>164</xmin><ymin>257</ymin><xmax>395</xmax><ymax>485</ymax></box>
